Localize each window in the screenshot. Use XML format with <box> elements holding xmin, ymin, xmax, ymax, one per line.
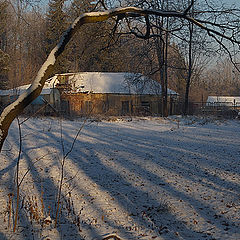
<box><xmin>141</xmin><ymin>101</ymin><xmax>150</xmax><ymax>108</ymax></box>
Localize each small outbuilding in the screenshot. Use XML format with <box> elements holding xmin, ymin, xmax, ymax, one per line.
<box><xmin>0</xmin><ymin>78</ymin><xmax>60</xmax><ymax>114</ymax></box>
<box><xmin>206</xmin><ymin>96</ymin><xmax>240</xmax><ymax>108</ymax></box>
<box><xmin>204</xmin><ymin>96</ymin><xmax>240</xmax><ymax>118</ymax></box>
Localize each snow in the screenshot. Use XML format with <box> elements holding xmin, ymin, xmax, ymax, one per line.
<box><xmin>58</xmin><ymin>72</ymin><xmax>177</xmax><ymax>95</ymax></box>
<box><xmin>74</xmin><ymin>7</ymin><xmax>142</xmax><ymax>22</ymax></box>
<box><xmin>0</xmin><ymin>116</ymin><xmax>240</xmax><ymax>239</ymax></box>
<box><xmin>31</xmin><ymin>49</ymin><xmax>56</xmax><ymax>91</ymax></box>
<box><xmin>0</xmin><ymin>76</ymin><xmax>58</xmax><ymax>97</ymax></box>
<box><xmin>0</xmin><ymin>72</ymin><xmax>177</xmax><ymax>97</ymax></box>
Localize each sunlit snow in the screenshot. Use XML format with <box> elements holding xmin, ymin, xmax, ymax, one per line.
<box><xmin>0</xmin><ymin>116</ymin><xmax>239</xmax><ymax>239</ymax></box>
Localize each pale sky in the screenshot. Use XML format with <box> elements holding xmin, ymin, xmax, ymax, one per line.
<box><xmin>227</xmin><ymin>0</ymin><xmax>240</xmax><ymax>5</ymax></box>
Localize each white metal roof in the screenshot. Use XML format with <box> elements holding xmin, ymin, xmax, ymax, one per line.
<box><xmin>207</xmin><ymin>96</ymin><xmax>240</xmax><ymax>106</ymax></box>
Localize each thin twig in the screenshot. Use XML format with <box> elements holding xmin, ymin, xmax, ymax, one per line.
<box><xmin>19</xmin><ymin>104</ymin><xmax>48</xmax><ymax>125</ymax></box>
<box><xmin>55</xmin><ymin>105</ymin><xmax>95</xmax><ymax>227</ymax></box>
<box><xmin>18</xmin><ymin>153</ymin><xmax>51</xmax><ymax>187</ymax></box>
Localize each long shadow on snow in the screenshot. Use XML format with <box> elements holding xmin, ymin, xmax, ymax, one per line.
<box><xmin>68</xmin><ymin>144</ymin><xmax>206</xmax><ymax>239</ymax></box>
<box><xmin>21</xmin><ymin>145</ymin><xmax>88</xmax><ymax>239</ymax></box>
<box><xmin>72</xmin><ymin>122</ymin><xmax>239</xmax><ymax>237</ymax></box>
<box><xmin>47</xmin><ymin>120</ymin><xmax>211</xmax><ymax>239</ymax></box>
<box><xmin>1</xmin><ymin>119</ymin><xmax>89</xmax><ymax>240</ymax></box>
<box><xmin>4</xmin><ymin>118</ymin><xmax>239</xmax><ymax>239</ymax></box>
<box><xmin>85</xmin><ymin>122</ymin><xmax>240</xmax><ymax>196</ymax></box>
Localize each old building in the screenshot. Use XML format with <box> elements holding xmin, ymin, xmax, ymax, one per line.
<box><xmin>53</xmin><ymin>72</ymin><xmax>178</xmax><ymax>116</ymax></box>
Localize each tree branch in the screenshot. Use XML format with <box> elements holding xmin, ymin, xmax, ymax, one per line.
<box><xmin>184</xmin><ymin>0</ymin><xmax>194</xmax><ymax>15</ymax></box>
<box><xmin>207</xmin><ymin>30</ymin><xmax>240</xmax><ymax>72</ymax></box>
<box><xmin>0</xmin><ymin>6</ymin><xmax>239</xmax><ymax>150</ymax></box>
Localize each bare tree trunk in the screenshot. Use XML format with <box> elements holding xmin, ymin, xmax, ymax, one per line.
<box><xmin>155</xmin><ymin>19</ymin><xmax>167</xmax><ymax>117</ymax></box>
<box><xmin>184</xmin><ymin>7</ymin><xmax>194</xmax><ymax>115</ymax></box>
<box><xmin>163</xmin><ymin>10</ymin><xmax>169</xmax><ymax>117</ymax></box>
<box><xmin>184</xmin><ymin>27</ymin><xmax>193</xmax><ymax>115</ymax></box>
<box><xmin>156</xmin><ymin>38</ymin><xmax>165</xmax><ymax>117</ymax></box>
<box><xmin>0</xmin><ymin>4</ymin><xmax>238</xmax><ymax>151</ymax></box>
<box><xmin>159</xmin><ymin>0</ymin><xmax>169</xmax><ymax>117</ymax></box>
<box><xmin>0</xmin><ymin>7</ymin><xmax>190</xmax><ymax>151</ymax></box>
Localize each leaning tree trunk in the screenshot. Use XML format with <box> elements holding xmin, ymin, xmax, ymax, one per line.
<box><xmin>0</xmin><ymin>7</ymin><xmax>188</xmax><ymax>150</ymax></box>
<box><xmin>0</xmin><ymin>4</ymin><xmax>232</xmax><ymax>151</ymax></box>
<box><xmin>184</xmin><ymin>19</ymin><xmax>193</xmax><ymax>115</ymax></box>
<box><xmin>0</xmin><ymin>7</ymin><xmax>162</xmax><ymax>150</ymax></box>
<box><xmin>0</xmin><ymin>8</ymin><xmax>147</xmax><ymax>150</ymax></box>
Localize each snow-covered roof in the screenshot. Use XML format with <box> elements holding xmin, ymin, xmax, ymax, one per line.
<box><xmin>61</xmin><ymin>72</ymin><xmax>177</xmax><ymax>95</ymax></box>
<box><xmin>207</xmin><ymin>96</ymin><xmax>240</xmax><ymax>106</ymax></box>
<box><xmin>0</xmin><ymin>76</ymin><xmax>58</xmax><ymax>96</ymax></box>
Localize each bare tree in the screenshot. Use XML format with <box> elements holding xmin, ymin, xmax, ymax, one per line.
<box><xmin>5</xmin><ymin>0</ymin><xmax>46</xmax><ymax>89</ymax></box>
<box><xmin>0</xmin><ymin>0</ymin><xmax>10</xmax><ymax>90</ymax></box>
<box><xmin>0</xmin><ymin>1</ymin><xmax>240</xmax><ymax>151</ymax></box>
<box><xmin>122</xmin><ymin>0</ymin><xmax>240</xmax><ymax>114</ymax></box>
<box><xmin>203</xmin><ymin>58</ymin><xmax>240</xmax><ymax>96</ymax></box>
<box><xmin>178</xmin><ymin>0</ymin><xmax>216</xmax><ymax>114</ymax></box>
<box><xmin>124</xmin><ymin>0</ymin><xmax>172</xmax><ymax>116</ymax></box>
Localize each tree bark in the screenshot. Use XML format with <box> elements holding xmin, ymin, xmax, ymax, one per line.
<box><xmin>0</xmin><ymin>5</ymin><xmax>238</xmax><ymax>151</ymax></box>
<box><xmin>0</xmin><ymin>7</ymin><xmax>187</xmax><ymax>151</ymax></box>
<box><xmin>184</xmin><ymin>15</ymin><xmax>194</xmax><ymax>115</ymax></box>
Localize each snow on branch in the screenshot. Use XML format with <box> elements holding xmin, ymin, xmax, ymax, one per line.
<box><xmin>0</xmin><ymin>6</ymin><xmax>239</xmax><ymax>150</ymax></box>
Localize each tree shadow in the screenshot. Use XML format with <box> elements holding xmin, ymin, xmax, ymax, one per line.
<box><xmin>0</xmin><ymin>117</ymin><xmax>239</xmax><ymax>239</ymax></box>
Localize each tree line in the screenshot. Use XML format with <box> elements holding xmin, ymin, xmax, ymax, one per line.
<box><xmin>0</xmin><ymin>0</ymin><xmax>240</xmax><ymax>150</ymax></box>
<box><xmin>0</xmin><ymin>0</ymin><xmax>240</xmax><ymax>109</ymax></box>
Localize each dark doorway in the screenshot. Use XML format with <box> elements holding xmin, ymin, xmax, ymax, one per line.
<box><xmin>122</xmin><ymin>101</ymin><xmax>129</xmax><ymax>115</ymax></box>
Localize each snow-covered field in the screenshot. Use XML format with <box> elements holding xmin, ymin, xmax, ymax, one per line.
<box><xmin>0</xmin><ymin>116</ymin><xmax>239</xmax><ymax>240</ymax></box>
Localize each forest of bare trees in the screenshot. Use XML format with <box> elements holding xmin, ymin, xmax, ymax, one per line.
<box><xmin>0</xmin><ymin>0</ymin><xmax>239</xmax><ymax>97</ymax></box>
<box><xmin>0</xmin><ymin>2</ymin><xmax>240</xmax><ymax>238</ymax></box>
<box><xmin>0</xmin><ymin>0</ymin><xmax>240</xmax><ymax>148</ymax></box>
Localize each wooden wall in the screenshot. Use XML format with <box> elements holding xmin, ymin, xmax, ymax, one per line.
<box><xmin>61</xmin><ymin>92</ymin><xmax>174</xmax><ymax>116</ymax></box>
